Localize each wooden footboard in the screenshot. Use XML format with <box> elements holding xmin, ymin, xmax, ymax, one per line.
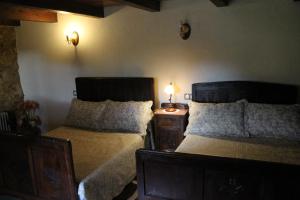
<box><xmin>136</xmin><ymin>149</ymin><xmax>300</xmax><ymax>200</ymax></box>
<box><xmin>0</xmin><ymin>134</ymin><xmax>77</xmax><ymax>200</ymax></box>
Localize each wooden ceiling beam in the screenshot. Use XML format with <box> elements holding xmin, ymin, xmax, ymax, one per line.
<box><xmin>0</xmin><ymin>3</ymin><xmax>57</xmax><ymax>23</ymax></box>
<box><xmin>0</xmin><ymin>19</ymin><xmax>20</xmax><ymax>27</ymax></box>
<box><xmin>117</xmin><ymin>0</ymin><xmax>160</xmax><ymax>12</ymax></box>
<box><xmin>0</xmin><ymin>0</ymin><xmax>104</xmax><ymax>18</ymax></box>
<box><xmin>210</xmin><ymin>0</ymin><xmax>229</xmax><ymax>7</ymax></box>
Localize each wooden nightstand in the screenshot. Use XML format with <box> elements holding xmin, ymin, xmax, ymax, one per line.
<box><xmin>154</xmin><ymin>108</ymin><xmax>188</xmax><ymax>151</ymax></box>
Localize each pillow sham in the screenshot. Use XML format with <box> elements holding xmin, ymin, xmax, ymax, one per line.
<box><xmin>97</xmin><ymin>100</ymin><xmax>153</xmax><ymax>135</ymax></box>
<box><xmin>185</xmin><ymin>101</ymin><xmax>246</xmax><ymax>137</ymax></box>
<box><xmin>245</xmin><ymin>103</ymin><xmax>300</xmax><ymax>140</ymax></box>
<box><xmin>65</xmin><ymin>99</ymin><xmax>107</xmax><ymax>130</ymax></box>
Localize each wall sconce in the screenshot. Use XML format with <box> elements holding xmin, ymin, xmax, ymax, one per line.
<box><xmin>180</xmin><ymin>22</ymin><xmax>191</xmax><ymax>40</ymax></box>
<box><xmin>164</xmin><ymin>82</ymin><xmax>176</xmax><ymax>112</ymax></box>
<box><xmin>66</xmin><ymin>31</ymin><xmax>79</xmax><ymax>46</ymax></box>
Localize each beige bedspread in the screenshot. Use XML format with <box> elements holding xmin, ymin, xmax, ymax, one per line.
<box><xmin>46</xmin><ymin>126</ymin><xmax>144</xmax><ymax>200</ymax></box>
<box><xmin>176</xmin><ymin>134</ymin><xmax>300</xmax><ymax>166</ymax></box>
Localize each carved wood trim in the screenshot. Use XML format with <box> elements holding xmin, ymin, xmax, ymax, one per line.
<box><xmin>117</xmin><ymin>0</ymin><xmax>160</xmax><ymax>12</ymax></box>
<box><xmin>0</xmin><ymin>3</ymin><xmax>57</xmax><ymax>23</ymax></box>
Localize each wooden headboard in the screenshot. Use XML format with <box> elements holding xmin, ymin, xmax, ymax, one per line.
<box><xmin>76</xmin><ymin>77</ymin><xmax>155</xmax><ymax>106</ymax></box>
<box><xmin>192</xmin><ymin>81</ymin><xmax>298</xmax><ymax>104</ymax></box>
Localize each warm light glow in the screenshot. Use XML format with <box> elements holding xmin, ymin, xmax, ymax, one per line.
<box><xmin>64</xmin><ymin>23</ymin><xmax>82</xmax><ymax>37</ymax></box>
<box><xmin>57</xmin><ymin>11</ymin><xmax>71</xmax><ymax>15</ymax></box>
<box><xmin>164</xmin><ymin>82</ymin><xmax>175</xmax><ymax>95</ymax></box>
<box><xmin>64</xmin><ymin>23</ymin><xmax>81</xmax><ymax>46</ymax></box>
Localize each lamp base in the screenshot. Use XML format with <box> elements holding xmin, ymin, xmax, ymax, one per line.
<box><xmin>165</xmin><ymin>107</ymin><xmax>176</xmax><ymax>112</ymax></box>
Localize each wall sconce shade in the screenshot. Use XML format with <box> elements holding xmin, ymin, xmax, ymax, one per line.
<box><xmin>164</xmin><ymin>82</ymin><xmax>175</xmax><ymax>96</ymax></box>
<box><xmin>66</xmin><ymin>31</ymin><xmax>79</xmax><ymax>46</ymax></box>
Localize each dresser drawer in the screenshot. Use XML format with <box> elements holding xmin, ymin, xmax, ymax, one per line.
<box><xmin>156</xmin><ymin>117</ymin><xmax>181</xmax><ymax>130</ymax></box>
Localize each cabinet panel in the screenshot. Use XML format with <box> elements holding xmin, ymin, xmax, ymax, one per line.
<box><xmin>204</xmin><ymin>170</ymin><xmax>262</xmax><ymax>200</ymax></box>
<box><xmin>157</xmin><ymin>117</ymin><xmax>180</xmax><ymax>130</ymax></box>
<box><xmin>157</xmin><ymin>128</ymin><xmax>180</xmax><ymax>150</ymax></box>
<box><xmin>154</xmin><ymin>109</ymin><xmax>188</xmax><ymax>151</ymax></box>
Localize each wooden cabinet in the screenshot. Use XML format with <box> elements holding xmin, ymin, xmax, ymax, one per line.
<box><xmin>154</xmin><ymin>109</ymin><xmax>188</xmax><ymax>151</ymax></box>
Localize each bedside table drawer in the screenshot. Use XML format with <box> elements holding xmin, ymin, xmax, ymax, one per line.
<box><xmin>156</xmin><ymin>117</ymin><xmax>180</xmax><ymax>130</ymax></box>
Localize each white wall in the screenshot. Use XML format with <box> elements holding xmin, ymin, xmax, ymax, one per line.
<box><xmin>17</xmin><ymin>0</ymin><xmax>300</xmax><ymax>131</ymax></box>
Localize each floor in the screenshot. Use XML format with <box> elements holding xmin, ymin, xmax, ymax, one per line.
<box><xmin>0</xmin><ymin>196</ymin><xmax>20</xmax><ymax>200</ymax></box>
<box><xmin>0</xmin><ymin>181</ymin><xmax>138</xmax><ymax>200</ymax></box>
<box><xmin>0</xmin><ymin>194</ymin><xmax>137</xmax><ymax>200</ymax></box>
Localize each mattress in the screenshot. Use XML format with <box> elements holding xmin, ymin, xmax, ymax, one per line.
<box><xmin>46</xmin><ymin>126</ymin><xmax>144</xmax><ymax>200</ymax></box>
<box><xmin>176</xmin><ymin>134</ymin><xmax>300</xmax><ymax>166</ymax></box>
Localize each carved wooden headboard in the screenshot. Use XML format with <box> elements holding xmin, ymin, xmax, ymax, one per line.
<box><xmin>75</xmin><ymin>77</ymin><xmax>155</xmax><ymax>108</ymax></box>
<box><xmin>192</xmin><ymin>81</ymin><xmax>298</xmax><ymax>104</ymax></box>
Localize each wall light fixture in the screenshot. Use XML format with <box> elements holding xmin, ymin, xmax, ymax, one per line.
<box><xmin>66</xmin><ymin>31</ymin><xmax>79</xmax><ymax>46</ymax></box>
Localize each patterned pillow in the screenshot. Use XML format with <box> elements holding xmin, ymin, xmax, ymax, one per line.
<box><xmin>65</xmin><ymin>99</ymin><xmax>107</xmax><ymax>130</ymax></box>
<box><xmin>97</xmin><ymin>100</ymin><xmax>153</xmax><ymax>135</ymax></box>
<box><xmin>245</xmin><ymin>103</ymin><xmax>300</xmax><ymax>140</ymax></box>
<box><xmin>185</xmin><ymin>101</ymin><xmax>247</xmax><ymax>137</ymax></box>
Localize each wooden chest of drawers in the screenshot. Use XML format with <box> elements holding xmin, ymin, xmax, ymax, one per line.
<box><xmin>154</xmin><ymin>108</ymin><xmax>188</xmax><ymax>151</ymax></box>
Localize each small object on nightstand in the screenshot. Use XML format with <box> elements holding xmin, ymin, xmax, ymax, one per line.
<box><xmin>18</xmin><ymin>100</ymin><xmax>42</xmax><ymax>136</ymax></box>
<box><xmin>164</xmin><ymin>82</ymin><xmax>176</xmax><ymax>112</ymax></box>
<box><xmin>154</xmin><ymin>108</ymin><xmax>188</xmax><ymax>151</ymax></box>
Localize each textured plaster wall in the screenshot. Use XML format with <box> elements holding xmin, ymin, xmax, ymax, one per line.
<box><xmin>0</xmin><ymin>26</ymin><xmax>23</xmax><ymax>111</ymax></box>
<box><xmin>17</xmin><ymin>0</ymin><xmax>300</xmax><ymax>131</ymax></box>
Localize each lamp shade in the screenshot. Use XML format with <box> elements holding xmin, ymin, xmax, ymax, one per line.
<box><xmin>164</xmin><ymin>82</ymin><xmax>175</xmax><ymax>95</ymax></box>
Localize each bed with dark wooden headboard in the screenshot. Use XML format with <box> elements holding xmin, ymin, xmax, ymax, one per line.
<box><xmin>136</xmin><ymin>81</ymin><xmax>300</xmax><ymax>200</ymax></box>
<box><xmin>191</xmin><ymin>81</ymin><xmax>297</xmax><ymax>104</ymax></box>
<box><xmin>76</xmin><ymin>77</ymin><xmax>154</xmax><ymax>104</ymax></box>
<box><xmin>0</xmin><ymin>77</ymin><xmax>155</xmax><ymax>200</ymax></box>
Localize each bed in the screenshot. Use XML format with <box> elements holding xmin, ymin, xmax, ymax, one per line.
<box><xmin>0</xmin><ymin>77</ymin><xmax>155</xmax><ymax>200</ymax></box>
<box><xmin>136</xmin><ymin>81</ymin><xmax>300</xmax><ymax>200</ymax></box>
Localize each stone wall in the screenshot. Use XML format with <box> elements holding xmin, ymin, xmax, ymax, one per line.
<box><xmin>0</xmin><ymin>26</ymin><xmax>23</xmax><ymax>111</ymax></box>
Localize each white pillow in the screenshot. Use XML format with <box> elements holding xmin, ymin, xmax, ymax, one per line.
<box><xmin>97</xmin><ymin>100</ymin><xmax>153</xmax><ymax>135</ymax></box>
<box><xmin>65</xmin><ymin>99</ymin><xmax>107</xmax><ymax>130</ymax></box>
<box><xmin>245</xmin><ymin>103</ymin><xmax>300</xmax><ymax>140</ymax></box>
<box><xmin>185</xmin><ymin>101</ymin><xmax>247</xmax><ymax>138</ymax></box>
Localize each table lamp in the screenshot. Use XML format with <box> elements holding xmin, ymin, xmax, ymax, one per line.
<box><xmin>164</xmin><ymin>82</ymin><xmax>176</xmax><ymax>112</ymax></box>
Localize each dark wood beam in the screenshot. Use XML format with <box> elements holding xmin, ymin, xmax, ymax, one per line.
<box><xmin>0</xmin><ymin>0</ymin><xmax>104</xmax><ymax>18</ymax></box>
<box><xmin>210</xmin><ymin>0</ymin><xmax>229</xmax><ymax>7</ymax></box>
<box><xmin>0</xmin><ymin>3</ymin><xmax>57</xmax><ymax>23</ymax></box>
<box><xmin>118</xmin><ymin>0</ymin><xmax>160</xmax><ymax>12</ymax></box>
<box><xmin>0</xmin><ymin>19</ymin><xmax>20</xmax><ymax>27</ymax></box>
